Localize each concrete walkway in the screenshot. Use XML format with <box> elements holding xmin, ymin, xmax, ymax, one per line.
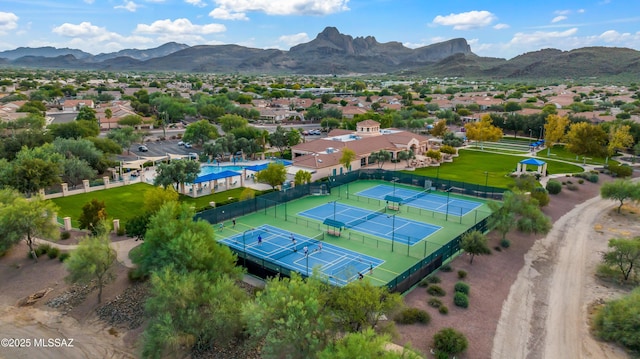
<box><xmin>34</xmin><ymin>237</ymin><xmax>142</xmax><ymax>268</ymax></box>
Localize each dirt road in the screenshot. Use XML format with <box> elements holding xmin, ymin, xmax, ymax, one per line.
<box><xmin>492</xmin><ymin>196</ymin><xmax>630</xmax><ymax>359</ymax></box>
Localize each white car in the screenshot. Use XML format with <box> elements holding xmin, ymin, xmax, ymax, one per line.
<box><xmin>184</xmin><ymin>142</ymin><xmax>193</xmax><ymax>148</ymax></box>
<box><xmin>177</xmin><ymin>141</ymin><xmax>185</xmax><ymax>146</ymax></box>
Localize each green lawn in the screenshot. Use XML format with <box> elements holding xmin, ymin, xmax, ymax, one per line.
<box><xmin>50</xmin><ymin>183</ymin><xmax>259</xmax><ymax>227</ymax></box>
<box><xmin>408</xmin><ymin>149</ymin><xmax>584</xmax><ymax>188</ymax></box>
<box><xmin>536</xmin><ymin>145</ymin><xmax>619</xmax><ymax>166</ymax></box>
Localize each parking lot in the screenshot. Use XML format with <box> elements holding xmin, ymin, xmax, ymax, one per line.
<box><xmin>129</xmin><ymin>139</ymin><xmax>201</xmax><ymax>158</ymax></box>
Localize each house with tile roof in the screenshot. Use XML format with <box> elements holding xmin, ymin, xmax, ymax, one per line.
<box><xmin>290</xmin><ymin>119</ymin><xmax>430</xmax><ymax>180</ymax></box>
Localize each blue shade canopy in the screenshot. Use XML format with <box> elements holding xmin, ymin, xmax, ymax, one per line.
<box><xmin>323</xmin><ymin>218</ymin><xmax>345</xmax><ymax>228</ymax></box>
<box><xmin>245</xmin><ymin>163</ymin><xmax>269</xmax><ymax>172</ymax></box>
<box><xmin>519</xmin><ymin>158</ymin><xmax>546</xmax><ymax>166</ymax></box>
<box><xmin>194</xmin><ymin>170</ymin><xmax>240</xmax><ymax>184</ymax></box>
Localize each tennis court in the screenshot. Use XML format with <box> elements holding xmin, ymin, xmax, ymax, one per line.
<box><xmin>356</xmin><ymin>184</ymin><xmax>482</xmax><ymax>217</ymax></box>
<box><xmin>220</xmin><ymin>224</ymin><xmax>383</xmax><ymax>286</ymax></box>
<box><xmin>298</xmin><ymin>202</ymin><xmax>441</xmax><ymax>246</ymax></box>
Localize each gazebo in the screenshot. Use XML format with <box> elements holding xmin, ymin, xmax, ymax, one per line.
<box><xmin>516</xmin><ymin>158</ymin><xmax>547</xmax><ymax>176</ymax></box>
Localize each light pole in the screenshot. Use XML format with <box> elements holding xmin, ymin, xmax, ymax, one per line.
<box><xmin>392</xmin><ymin>177</ymin><xmax>399</xmax><ymax>198</ymax></box>
<box><xmin>330</xmin><ymin>200</ymin><xmax>337</xmax><ymax>220</ymax></box>
<box><xmin>445</xmin><ymin>187</ymin><xmax>453</xmax><ymax>221</ymax></box>
<box><xmin>387</xmin><ymin>214</ymin><xmax>396</xmax><ymax>252</ymax></box>
<box><xmin>528</xmin><ymin>129</ymin><xmax>532</xmax><ymax>146</ymax></box>
<box><xmin>539</xmin><ymin>126</ymin><xmax>543</xmax><ymax>141</ymax></box>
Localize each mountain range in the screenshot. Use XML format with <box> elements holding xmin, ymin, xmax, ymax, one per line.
<box><xmin>1</xmin><ymin>27</ymin><xmax>639</xmax><ymax>80</ymax></box>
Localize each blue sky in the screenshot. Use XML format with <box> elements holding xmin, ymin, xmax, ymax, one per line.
<box><xmin>1</xmin><ymin>0</ymin><xmax>638</xmax><ymax>59</ymax></box>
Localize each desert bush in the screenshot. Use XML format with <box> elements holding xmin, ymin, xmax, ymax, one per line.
<box><xmin>433</xmin><ymin>327</ymin><xmax>468</xmax><ymax>355</ymax></box>
<box><xmin>454</xmin><ymin>282</ymin><xmax>470</xmax><ymax>295</ymax></box>
<box><xmin>531</xmin><ymin>187</ymin><xmax>550</xmax><ymax>207</ymax></box>
<box><xmin>439</xmin><ymin>305</ymin><xmax>449</xmax><ymax>315</ymax></box>
<box><xmin>578</xmin><ymin>179</ymin><xmax>584</xmax><ymax>184</ymax></box>
<box><xmin>546</xmin><ymin>180</ymin><xmax>562</xmax><ymax>194</ymax></box>
<box><xmin>128</xmin><ymin>269</ymin><xmax>148</xmax><ymax>282</ymax></box>
<box><xmin>419</xmin><ymin>275</ymin><xmax>441</xmax><ymax>287</ymax></box>
<box><xmin>494</xmin><ymin>246</ymin><xmax>502</xmax><ymax>252</ymax></box>
<box><xmin>454</xmin><ymin>292</ymin><xmax>469</xmax><ymax>308</ymax></box>
<box><xmin>58</xmin><ymin>252</ymin><xmax>70</xmax><ymax>262</ymax></box>
<box><xmin>588</xmin><ymin>173</ymin><xmax>599</xmax><ymax>183</ymax></box>
<box><xmin>36</xmin><ymin>244</ymin><xmax>52</xmax><ymax>257</ymax></box>
<box><xmin>440</xmin><ymin>263</ymin><xmax>452</xmax><ymax>272</ymax></box>
<box><xmin>592</xmin><ymin>288</ymin><xmax>640</xmax><ymax>352</ymax></box>
<box><xmin>608</xmin><ymin>163</ymin><xmax>633</xmax><ymax>178</ymax></box>
<box><xmin>47</xmin><ymin>247</ymin><xmax>60</xmax><ymax>259</ymax></box>
<box><xmin>395</xmin><ymin>307</ymin><xmax>431</xmax><ymax>325</ymax></box>
<box><xmin>117</xmin><ymin>226</ymin><xmax>126</xmax><ymax>236</ymax></box>
<box><xmin>457</xmin><ymin>270</ymin><xmax>467</xmax><ymax>279</ymax></box>
<box><xmin>427</xmin><ymin>285</ymin><xmax>446</xmax><ymax>297</ymax></box>
<box><xmin>60</xmin><ymin>231</ymin><xmax>71</xmax><ymax>240</ymax></box>
<box><xmin>566</xmin><ymin>183</ymin><xmax>579</xmax><ymax>191</ymax></box>
<box><xmin>428</xmin><ymin>298</ymin><xmax>443</xmax><ymax>308</ymax></box>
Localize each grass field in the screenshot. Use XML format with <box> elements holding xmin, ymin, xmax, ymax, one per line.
<box><xmin>50</xmin><ymin>183</ymin><xmax>257</xmax><ymax>227</ymax></box>
<box><xmin>410</xmin><ymin>149</ymin><xmax>585</xmax><ymax>188</ymax></box>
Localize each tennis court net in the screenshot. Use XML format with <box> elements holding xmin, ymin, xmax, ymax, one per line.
<box><xmin>345</xmin><ymin>207</ymin><xmax>386</xmax><ymax>228</ymax></box>
<box><xmin>403</xmin><ymin>190</ymin><xmax>430</xmax><ymax>204</ymax></box>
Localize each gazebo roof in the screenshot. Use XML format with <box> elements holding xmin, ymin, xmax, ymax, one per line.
<box><xmin>519</xmin><ymin>158</ymin><xmax>546</xmax><ymax>166</ymax></box>
<box><xmin>194</xmin><ymin>170</ymin><xmax>240</xmax><ymax>184</ymax></box>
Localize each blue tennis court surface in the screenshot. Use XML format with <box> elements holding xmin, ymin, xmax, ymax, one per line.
<box><xmin>357</xmin><ymin>184</ymin><xmax>482</xmax><ymax>216</ymax></box>
<box><xmin>220</xmin><ymin>225</ymin><xmax>383</xmax><ymax>286</ymax></box>
<box><xmin>299</xmin><ymin>203</ymin><xmax>441</xmax><ymax>245</ymax></box>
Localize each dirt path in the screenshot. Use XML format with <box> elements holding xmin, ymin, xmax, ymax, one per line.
<box><xmin>492</xmin><ymin>196</ymin><xmax>630</xmax><ymax>359</ymax></box>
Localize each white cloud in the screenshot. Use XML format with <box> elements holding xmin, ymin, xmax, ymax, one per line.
<box><xmin>209</xmin><ymin>8</ymin><xmax>249</xmax><ymax>20</ymax></box>
<box><xmin>135</xmin><ymin>18</ymin><xmax>226</xmax><ymax>35</ymax></box>
<box><xmin>185</xmin><ymin>0</ymin><xmax>207</xmax><ymax>7</ymax></box>
<box><xmin>577</xmin><ymin>9</ymin><xmax>585</xmax><ymax>13</ymax></box>
<box><xmin>551</xmin><ymin>16</ymin><xmax>567</xmax><ymax>23</ymax></box>
<box><xmin>278</xmin><ymin>32</ymin><xmax>309</xmax><ymax>47</ymax></box>
<box><xmin>432</xmin><ymin>10</ymin><xmax>497</xmax><ymax>30</ymax></box>
<box><xmin>53</xmin><ymin>22</ymin><xmax>105</xmax><ymax>37</ymax></box>
<box><xmin>0</xmin><ymin>12</ymin><xmax>19</xmax><ymax>34</ymax></box>
<box><xmin>509</xmin><ymin>28</ymin><xmax>578</xmax><ymax>46</ymax></box>
<box><xmin>554</xmin><ymin>10</ymin><xmax>571</xmax><ymax>15</ymax></box>
<box><xmin>211</xmin><ymin>0</ymin><xmax>349</xmax><ymax>16</ymax></box>
<box><xmin>402</xmin><ymin>42</ymin><xmax>426</xmax><ymax>49</ymax></box>
<box><xmin>84</xmin><ymin>0</ymin><xmax>95</xmax><ymax>3</ymax></box>
<box><xmin>114</xmin><ymin>1</ymin><xmax>140</xmax><ymax>12</ymax></box>
<box><xmin>493</xmin><ymin>23</ymin><xmax>509</xmax><ymax>30</ymax></box>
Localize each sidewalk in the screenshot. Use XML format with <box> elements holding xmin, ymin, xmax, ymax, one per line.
<box><xmin>34</xmin><ymin>237</ymin><xmax>142</xmax><ymax>268</ymax></box>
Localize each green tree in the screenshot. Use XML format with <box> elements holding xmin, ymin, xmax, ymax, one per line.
<box><xmin>153</xmin><ymin>160</ymin><xmax>200</xmax><ymax>191</ymax></box>
<box><xmin>433</xmin><ymin>328</ymin><xmax>468</xmax><ymax>356</ymax></box>
<box><xmin>287</xmin><ymin>128</ymin><xmax>302</xmax><ymax>148</ymax></box>
<box><xmin>339</xmin><ymin>147</ymin><xmax>356</xmax><ymax>172</ymax></box>
<box><xmin>61</xmin><ymin>157</ymin><xmax>97</xmax><ymax>187</ymax></box>
<box><xmin>488</xmin><ymin>201</ymin><xmax>515</xmax><ymax>240</ymax></box>
<box><xmin>593</xmin><ymin>287</ymin><xmax>640</xmax><ymax>352</ymax></box>
<box><xmin>182</xmin><ymin>120</ymin><xmax>219</xmax><ymax>146</ymax></box>
<box><xmin>0</xmin><ymin>190</ymin><xmax>59</xmax><ymax>260</ymax></box>
<box><xmin>142</xmin><ymin>268</ymin><xmax>248</xmax><ymax>358</ymax></box>
<box><xmin>107</xmin><ymin>126</ymin><xmax>142</xmax><ymax>155</ymax></box>
<box><xmin>219</xmin><ymin>114</ymin><xmax>248</xmax><ymax>132</ymax></box>
<box><xmin>504</xmin><ymin>101</ymin><xmax>522</xmax><ymax>112</ymax></box>
<box><xmin>565</xmin><ymin>122</ymin><xmax>608</xmax><ymax>157</ymax></box>
<box><xmin>242</xmin><ymin>273</ymin><xmax>332</xmax><ymax>359</ymax></box>
<box><xmin>132</xmin><ymin>202</ymin><xmax>242</xmax><ymax>278</ymax></box>
<box><xmin>255</xmin><ymin>162</ymin><xmax>287</xmax><ymax>190</ymax></box>
<box><xmin>117</xmin><ymin>114</ymin><xmax>143</xmax><ymax>127</ymax></box>
<box><xmin>78</xmin><ymin>199</ymin><xmax>108</xmax><ymax>235</ymax></box>
<box><xmin>319</xmin><ymin>329</ymin><xmax>418</xmax><ymax>359</ymax></box>
<box><xmin>460</xmin><ymin>230</ymin><xmax>491</xmax><ymax>264</ymax></box>
<box><xmin>320</xmin><ymin>117</ymin><xmax>341</xmax><ymax>131</ymax></box>
<box><xmin>268</xmin><ymin>126</ymin><xmax>290</xmax><ymax>156</ymax></box>
<box><xmin>76</xmin><ymin>106</ymin><xmax>97</xmax><ymax>122</ymax></box>
<box><xmin>430</xmin><ymin>120</ymin><xmax>448</xmax><ymax>137</ymax></box>
<box><xmin>544</xmin><ymin>114</ymin><xmax>569</xmax><ymax>155</ymax></box>
<box><xmin>65</xmin><ymin>233</ymin><xmax>116</xmax><ymax>303</ymax></box>
<box><xmin>143</xmin><ymin>186</ymin><xmax>179</xmax><ymax>213</ymax></box>
<box><xmin>125</xmin><ymin>214</ymin><xmax>150</xmax><ymax>241</ymax></box>
<box><xmin>369</xmin><ymin>150</ymin><xmax>391</xmax><ymax>169</ymax></box>
<box><xmin>329</xmin><ymin>279</ymin><xmax>402</xmax><ymax>333</ymax></box>
<box><xmin>10</xmin><ymin>157</ymin><xmax>62</xmax><ymax>196</ymax></box>
<box><xmin>464</xmin><ymin>114</ymin><xmax>503</xmax><ymax>149</ymax></box>
<box><xmin>48</xmin><ymin>120</ymin><xmax>100</xmax><ymax>139</ymax></box>
<box><xmin>600</xmin><ymin>179</ymin><xmax>640</xmax><ymax>213</ymax></box>
<box><xmin>294</xmin><ymin>169</ymin><xmax>312</xmax><ymax>185</ymax></box>
<box><xmin>397</xmin><ymin>150</ymin><xmax>415</xmax><ymax>168</ymax></box>
<box><xmin>602</xmin><ymin>238</ymin><xmax>640</xmax><ymax>281</ymax></box>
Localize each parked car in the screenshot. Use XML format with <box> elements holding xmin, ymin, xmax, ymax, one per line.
<box><xmin>184</xmin><ymin>142</ymin><xmax>193</xmax><ymax>148</ymax></box>
<box><xmin>138</xmin><ymin>145</ymin><xmax>148</xmax><ymax>152</ymax></box>
<box><xmin>188</xmin><ymin>152</ymin><xmax>198</xmax><ymax>160</ymax></box>
<box><xmin>177</xmin><ymin>141</ymin><xmax>185</xmax><ymax>146</ymax></box>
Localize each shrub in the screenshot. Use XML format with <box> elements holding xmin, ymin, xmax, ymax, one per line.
<box><xmin>427</xmin><ymin>285</ymin><xmax>446</xmax><ymax>297</ymax></box>
<box><xmin>428</xmin><ymin>298</ymin><xmax>443</xmax><ymax>308</ymax></box>
<box><xmin>58</xmin><ymin>252</ymin><xmax>70</xmax><ymax>262</ymax></box>
<box><xmin>419</xmin><ymin>275</ymin><xmax>441</xmax><ymax>287</ymax></box>
<box><xmin>494</xmin><ymin>246</ymin><xmax>502</xmax><ymax>252</ymax></box>
<box><xmin>440</xmin><ymin>263</ymin><xmax>452</xmax><ymax>272</ymax></box>
<box><xmin>36</xmin><ymin>244</ymin><xmax>51</xmax><ymax>257</ymax></box>
<box><xmin>608</xmin><ymin>163</ymin><xmax>633</xmax><ymax>178</ymax></box>
<box><xmin>47</xmin><ymin>247</ymin><xmax>60</xmax><ymax>259</ymax></box>
<box><xmin>117</xmin><ymin>226</ymin><xmax>126</xmax><ymax>236</ymax></box>
<box><xmin>128</xmin><ymin>269</ymin><xmax>148</xmax><ymax>282</ymax></box>
<box><xmin>395</xmin><ymin>307</ymin><xmax>431</xmax><ymax>325</ymax></box>
<box><xmin>438</xmin><ymin>305</ymin><xmax>449</xmax><ymax>315</ymax></box>
<box><xmin>566</xmin><ymin>183</ymin><xmax>579</xmax><ymax>191</ymax></box>
<box><xmin>592</xmin><ymin>288</ymin><xmax>640</xmax><ymax>352</ymax></box>
<box><xmin>60</xmin><ymin>231</ymin><xmax>71</xmax><ymax>240</ymax></box>
<box><xmin>433</xmin><ymin>328</ymin><xmax>468</xmax><ymax>355</ymax></box>
<box><xmin>427</xmin><ymin>275</ymin><xmax>441</xmax><ymax>283</ymax></box>
<box><xmin>546</xmin><ymin>180</ymin><xmax>562</xmax><ymax>194</ymax></box>
<box><xmin>578</xmin><ymin>179</ymin><xmax>584</xmax><ymax>184</ymax></box>
<box><xmin>454</xmin><ymin>292</ymin><xmax>469</xmax><ymax>308</ymax></box>
<box><xmin>457</xmin><ymin>270</ymin><xmax>467</xmax><ymax>279</ymax></box>
<box><xmin>454</xmin><ymin>282</ymin><xmax>470</xmax><ymax>295</ymax></box>
<box><xmin>500</xmin><ymin>239</ymin><xmax>511</xmax><ymax>248</ymax></box>
<box><xmin>566</xmin><ymin>180</ymin><xmax>573</xmax><ymax>185</ymax></box>
<box><xmin>588</xmin><ymin>173</ymin><xmax>599</xmax><ymax>183</ymax></box>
